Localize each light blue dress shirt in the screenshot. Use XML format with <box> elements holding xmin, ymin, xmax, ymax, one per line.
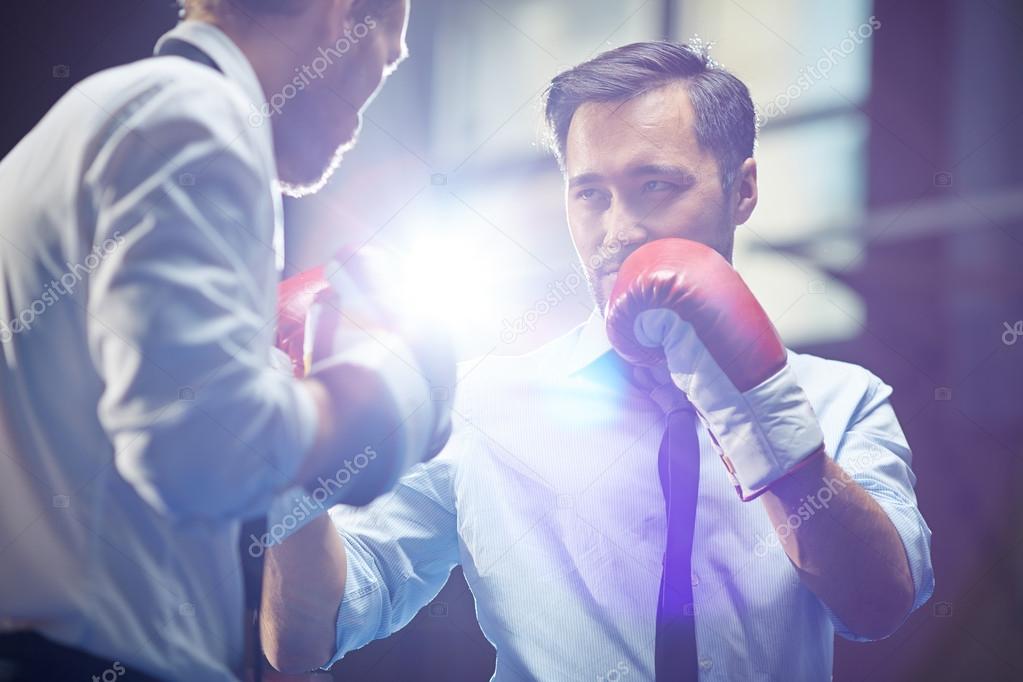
<box><xmin>327</xmin><ymin>310</ymin><xmax>934</xmax><ymax>681</ymax></box>
<box><xmin>0</xmin><ymin>22</ymin><xmax>316</xmax><ymax>681</ymax></box>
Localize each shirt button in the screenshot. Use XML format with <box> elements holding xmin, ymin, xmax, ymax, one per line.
<box><xmin>691</xmin><ymin>572</ymin><xmax>700</xmax><ymax>587</ymax></box>
<box><xmin>699</xmin><ymin>657</ymin><xmax>713</xmax><ymax>671</ymax></box>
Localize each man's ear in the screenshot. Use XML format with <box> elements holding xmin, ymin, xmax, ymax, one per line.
<box><xmin>318</xmin><ymin>0</ymin><xmax>357</xmax><ymax>35</ymax></box>
<box><xmin>338</xmin><ymin>0</ymin><xmax>362</xmax><ymax>26</ymax></box>
<box><xmin>731</xmin><ymin>157</ymin><xmax>758</xmax><ymax>226</ymax></box>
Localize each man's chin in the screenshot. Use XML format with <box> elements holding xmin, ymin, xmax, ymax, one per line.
<box><xmin>277</xmin><ymin>141</ymin><xmax>353</xmax><ymax>198</ymax></box>
<box><xmin>585</xmin><ymin>272</ymin><xmax>614</xmax><ymax>317</ymax></box>
<box><xmin>277</xmin><ymin>116</ymin><xmax>361</xmax><ymax>198</ymax></box>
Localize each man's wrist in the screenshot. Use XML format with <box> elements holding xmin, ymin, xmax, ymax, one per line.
<box><xmin>688</xmin><ymin>362</ymin><xmax>825</xmax><ymax>501</ymax></box>
<box><xmin>755</xmin><ymin>446</ymin><xmax>830</xmax><ymax>504</ymax></box>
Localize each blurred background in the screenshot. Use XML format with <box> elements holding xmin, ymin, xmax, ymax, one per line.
<box><xmin>2</xmin><ymin>0</ymin><xmax>1021</xmax><ymax>679</ymax></box>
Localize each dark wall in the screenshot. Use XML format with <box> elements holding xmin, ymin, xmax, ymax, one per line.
<box><xmin>814</xmin><ymin>1</ymin><xmax>1023</xmax><ymax>680</ymax></box>
<box><xmin>0</xmin><ymin>2</ymin><xmax>178</xmax><ymax>157</ymax></box>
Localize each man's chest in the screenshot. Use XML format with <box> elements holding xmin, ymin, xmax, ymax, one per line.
<box><xmin>451</xmin><ymin>380</ymin><xmax>783</xmax><ymax>589</ymax></box>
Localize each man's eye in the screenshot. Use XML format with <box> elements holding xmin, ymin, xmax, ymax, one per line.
<box><xmin>642</xmin><ymin>180</ymin><xmax>678</xmax><ymax>193</ymax></box>
<box><xmin>577</xmin><ymin>188</ymin><xmax>602</xmax><ymax>201</ymax></box>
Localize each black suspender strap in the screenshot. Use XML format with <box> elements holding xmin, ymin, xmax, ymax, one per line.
<box><xmin>155</xmin><ymin>37</ymin><xmax>223</xmax><ymax>73</ymax></box>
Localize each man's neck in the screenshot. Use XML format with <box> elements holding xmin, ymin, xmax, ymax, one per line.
<box><xmin>185</xmin><ymin>15</ymin><xmax>295</xmax><ymax>108</ymax></box>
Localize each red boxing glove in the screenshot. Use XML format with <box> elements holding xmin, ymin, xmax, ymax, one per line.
<box><xmin>276</xmin><ymin>265</ymin><xmax>328</xmax><ymax>378</ymax></box>
<box><xmin>606</xmin><ymin>238</ymin><xmax>825</xmax><ymax>500</ymax></box>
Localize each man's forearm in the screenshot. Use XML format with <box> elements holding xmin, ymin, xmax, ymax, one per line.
<box><xmin>759</xmin><ymin>450</ymin><xmax>915</xmax><ymax>639</ymax></box>
<box><xmin>261</xmin><ymin>515</ymin><xmax>347</xmax><ymax>674</ymax></box>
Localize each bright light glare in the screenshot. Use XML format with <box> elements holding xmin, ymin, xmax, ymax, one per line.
<box><xmin>395</xmin><ymin>236</ymin><xmax>508</xmax><ymax>348</ymax></box>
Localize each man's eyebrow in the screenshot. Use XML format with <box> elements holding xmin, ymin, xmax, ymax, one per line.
<box><xmin>567</xmin><ymin>165</ymin><xmax>695</xmax><ymax>188</ymax></box>
<box><xmin>626</xmin><ymin>164</ymin><xmax>693</xmax><ymax>178</ymax></box>
<box><xmin>567</xmin><ymin>172</ymin><xmax>603</xmax><ymax>188</ymax></box>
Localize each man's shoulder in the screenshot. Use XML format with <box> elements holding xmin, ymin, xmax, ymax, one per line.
<box><xmin>86</xmin><ymin>54</ymin><xmax>239</xmax><ymax>99</ymax></box>
<box><xmin>63</xmin><ymin>57</ymin><xmax>259</xmax><ymax>161</ymax></box>
<box><xmin>788</xmin><ymin>348</ymin><xmax>883</xmax><ymax>389</ymax></box>
<box><xmin>787</xmin><ymin>349</ymin><xmax>877</xmax><ymax>381</ymax></box>
<box><xmin>786</xmin><ymin>350</ymin><xmax>888</xmax><ymax>423</ymax></box>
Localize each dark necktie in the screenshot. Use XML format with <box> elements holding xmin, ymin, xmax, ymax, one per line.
<box><xmin>586</xmin><ymin>352</ymin><xmax>702</xmax><ymax>679</ymax></box>
<box><xmin>620</xmin><ymin>361</ymin><xmax>701</xmax><ymax>680</ymax></box>
<box><xmin>654</xmin><ymin>399</ymin><xmax>701</xmax><ymax>680</ymax></box>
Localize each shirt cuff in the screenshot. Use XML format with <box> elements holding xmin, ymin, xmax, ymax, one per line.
<box><xmin>322</xmin><ymin>528</ymin><xmax>389</xmax><ymax>668</ymax></box>
<box><xmin>824</xmin><ymin>480</ymin><xmax>935</xmax><ymax>641</ymax></box>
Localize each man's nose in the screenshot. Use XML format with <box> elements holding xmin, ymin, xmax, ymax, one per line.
<box><xmin>604</xmin><ymin>203</ymin><xmax>648</xmax><ymax>253</ymax></box>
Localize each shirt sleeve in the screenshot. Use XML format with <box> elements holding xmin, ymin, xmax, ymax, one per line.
<box><xmin>322</xmin><ymin>426</ymin><xmax>464</xmax><ymax>667</ymax></box>
<box><xmin>84</xmin><ymin>79</ymin><xmax>317</xmax><ymax>523</ymax></box>
<box><xmin>824</xmin><ymin>375</ymin><xmax>935</xmax><ymax>641</ymax></box>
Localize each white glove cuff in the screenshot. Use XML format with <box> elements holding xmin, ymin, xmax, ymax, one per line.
<box><xmin>635</xmin><ymin>310</ymin><xmax>825</xmax><ymax>501</ymax></box>
<box><xmin>706</xmin><ymin>363</ymin><xmax>825</xmax><ymax>500</ymax></box>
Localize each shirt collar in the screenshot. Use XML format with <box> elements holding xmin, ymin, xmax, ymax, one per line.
<box><xmin>562</xmin><ymin>308</ymin><xmax>694</xmax><ymax>413</ymax></box>
<box><xmin>154</xmin><ymin>21</ymin><xmax>286</xmax><ymax>273</ymax></box>
<box><xmin>154</xmin><ymin>21</ymin><xmax>269</xmax><ymax>119</ymax></box>
<box><xmin>564</xmin><ymin>308</ymin><xmax>615</xmax><ymax>376</ymax></box>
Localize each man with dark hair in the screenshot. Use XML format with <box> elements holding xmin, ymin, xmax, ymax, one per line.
<box><xmin>0</xmin><ymin>1</ymin><xmax>454</xmax><ymax>681</ymax></box>
<box><xmin>264</xmin><ymin>41</ymin><xmax>933</xmax><ymax>680</ymax></box>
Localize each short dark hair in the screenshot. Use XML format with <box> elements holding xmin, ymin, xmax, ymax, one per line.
<box><xmin>543</xmin><ymin>41</ymin><xmax>756</xmax><ymax>190</ymax></box>
<box><xmin>181</xmin><ymin>0</ymin><xmax>308</xmax><ymax>17</ymax></box>
<box><xmin>182</xmin><ymin>0</ymin><xmax>390</xmax><ymax>19</ymax></box>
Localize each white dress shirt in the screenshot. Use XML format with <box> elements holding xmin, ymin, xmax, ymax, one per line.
<box><xmin>328</xmin><ymin>310</ymin><xmax>935</xmax><ymax>681</ymax></box>
<box><xmin>0</xmin><ymin>22</ymin><xmax>316</xmax><ymax>680</ymax></box>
